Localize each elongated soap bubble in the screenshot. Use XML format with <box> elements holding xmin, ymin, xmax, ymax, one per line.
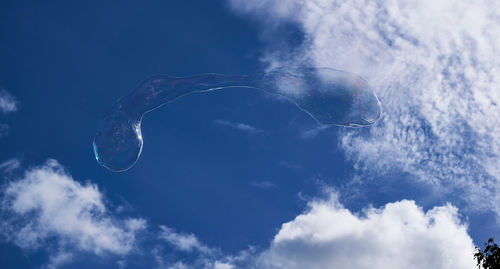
<box><xmin>93</xmin><ymin>68</ymin><xmax>382</xmax><ymax>172</ymax></box>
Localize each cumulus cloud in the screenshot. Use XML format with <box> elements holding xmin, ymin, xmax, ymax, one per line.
<box><xmin>255</xmin><ymin>194</ymin><xmax>475</xmax><ymax>269</ymax></box>
<box><xmin>0</xmin><ymin>89</ymin><xmax>18</xmax><ymax>113</ymax></box>
<box><xmin>228</xmin><ymin>0</ymin><xmax>500</xmax><ymax>218</ymax></box>
<box><xmin>214</xmin><ymin>119</ymin><xmax>264</xmax><ymax>135</ymax></box>
<box><xmin>153</xmin><ymin>195</ymin><xmax>476</xmax><ymax>269</ymax></box>
<box><xmin>0</xmin><ymin>159</ymin><xmax>146</xmax><ymax>268</ymax></box>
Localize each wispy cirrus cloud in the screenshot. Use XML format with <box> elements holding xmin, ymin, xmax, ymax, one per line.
<box><xmin>0</xmin><ymin>89</ymin><xmax>18</xmax><ymax>114</ymax></box>
<box><xmin>278</xmin><ymin>161</ymin><xmax>300</xmax><ymax>170</ymax></box>
<box><xmin>159</xmin><ymin>225</ymin><xmax>213</xmax><ymax>254</ymax></box>
<box><xmin>154</xmin><ymin>226</ymin><xmax>238</xmax><ymax>269</ymax></box>
<box><xmin>299</xmin><ymin>125</ymin><xmax>327</xmax><ymax>140</ymax></box>
<box><xmin>0</xmin><ymin>89</ymin><xmax>18</xmax><ymax>138</ymax></box>
<box><xmin>0</xmin><ymin>158</ymin><xmax>21</xmax><ymax>174</ymax></box>
<box><xmin>214</xmin><ymin>119</ymin><xmax>264</xmax><ymax>135</ymax></box>
<box><xmin>0</xmin><ymin>124</ymin><xmax>8</xmax><ymax>138</ymax></box>
<box><xmin>0</xmin><ymin>159</ymin><xmax>146</xmax><ymax>268</ymax></box>
<box><xmin>249</xmin><ymin>180</ymin><xmax>277</xmax><ymax>190</ymax></box>
<box><xmin>228</xmin><ymin>0</ymin><xmax>500</xmax><ymax>219</ymax></box>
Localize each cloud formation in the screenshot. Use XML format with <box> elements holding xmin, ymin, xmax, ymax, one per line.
<box><xmin>154</xmin><ymin>234</ymin><xmax>233</xmax><ymax>269</ymax></box>
<box><xmin>0</xmin><ymin>89</ymin><xmax>18</xmax><ymax>113</ymax></box>
<box><xmin>0</xmin><ymin>158</ymin><xmax>21</xmax><ymax>174</ymax></box>
<box><xmin>0</xmin><ymin>123</ymin><xmax>8</xmax><ymax>138</ymax></box>
<box><xmin>159</xmin><ymin>225</ymin><xmax>213</xmax><ymax>254</ymax></box>
<box><xmin>214</xmin><ymin>119</ymin><xmax>264</xmax><ymax>135</ymax></box>
<box><xmin>0</xmin><ymin>160</ymin><xmax>146</xmax><ymax>268</ymax></box>
<box><xmin>255</xmin><ymin>194</ymin><xmax>475</xmax><ymax>269</ymax></box>
<box><xmin>249</xmin><ymin>180</ymin><xmax>277</xmax><ymax>190</ymax></box>
<box><xmin>152</xmin><ymin>195</ymin><xmax>476</xmax><ymax>269</ymax></box>
<box><xmin>228</xmin><ymin>0</ymin><xmax>500</xmax><ymax>218</ymax></box>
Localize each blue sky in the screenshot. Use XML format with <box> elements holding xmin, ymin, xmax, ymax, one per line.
<box><xmin>1</xmin><ymin>0</ymin><xmax>499</xmax><ymax>268</ymax></box>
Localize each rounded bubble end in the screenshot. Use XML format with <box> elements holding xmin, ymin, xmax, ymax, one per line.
<box><xmin>285</xmin><ymin>69</ymin><xmax>382</xmax><ymax>127</ymax></box>
<box><xmin>93</xmin><ymin>110</ymin><xmax>143</xmax><ymax>172</ymax></box>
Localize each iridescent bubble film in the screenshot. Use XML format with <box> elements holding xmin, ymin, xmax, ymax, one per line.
<box><xmin>93</xmin><ymin>68</ymin><xmax>382</xmax><ymax>172</ymax></box>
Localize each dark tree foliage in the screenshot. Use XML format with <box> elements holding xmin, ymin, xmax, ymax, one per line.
<box><xmin>474</xmin><ymin>238</ymin><xmax>500</xmax><ymax>269</ymax></box>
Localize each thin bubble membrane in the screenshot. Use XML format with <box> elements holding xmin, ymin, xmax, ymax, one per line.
<box><xmin>93</xmin><ymin>68</ymin><xmax>382</xmax><ymax>172</ymax></box>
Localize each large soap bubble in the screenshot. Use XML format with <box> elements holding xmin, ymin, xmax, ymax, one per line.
<box><xmin>93</xmin><ymin>68</ymin><xmax>382</xmax><ymax>172</ymax></box>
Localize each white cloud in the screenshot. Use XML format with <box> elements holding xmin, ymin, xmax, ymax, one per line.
<box><xmin>255</xmin><ymin>194</ymin><xmax>476</xmax><ymax>269</ymax></box>
<box><xmin>168</xmin><ymin>261</ymin><xmax>190</xmax><ymax>269</ymax></box>
<box><xmin>0</xmin><ymin>123</ymin><xmax>8</xmax><ymax>138</ymax></box>
<box><xmin>0</xmin><ymin>158</ymin><xmax>20</xmax><ymax>173</ymax></box>
<box><xmin>153</xmin><ymin>195</ymin><xmax>476</xmax><ymax>269</ymax></box>
<box><xmin>159</xmin><ymin>225</ymin><xmax>212</xmax><ymax>254</ymax></box>
<box><xmin>214</xmin><ymin>261</ymin><xmax>234</xmax><ymax>269</ymax></box>
<box><xmin>154</xmin><ymin>226</ymin><xmax>257</xmax><ymax>269</ymax></box>
<box><xmin>214</xmin><ymin>119</ymin><xmax>264</xmax><ymax>135</ymax></box>
<box><xmin>228</xmin><ymin>0</ymin><xmax>500</xmax><ymax>218</ymax></box>
<box><xmin>46</xmin><ymin>252</ymin><xmax>74</xmax><ymax>269</ymax></box>
<box><xmin>300</xmin><ymin>126</ymin><xmax>327</xmax><ymax>140</ymax></box>
<box><xmin>0</xmin><ymin>89</ymin><xmax>18</xmax><ymax>113</ymax></box>
<box><xmin>0</xmin><ymin>89</ymin><xmax>18</xmax><ymax>138</ymax></box>
<box><xmin>0</xmin><ymin>159</ymin><xmax>146</xmax><ymax>267</ymax></box>
<box><xmin>249</xmin><ymin>180</ymin><xmax>277</xmax><ymax>189</ymax></box>
<box><xmin>278</xmin><ymin>161</ymin><xmax>300</xmax><ymax>170</ymax></box>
